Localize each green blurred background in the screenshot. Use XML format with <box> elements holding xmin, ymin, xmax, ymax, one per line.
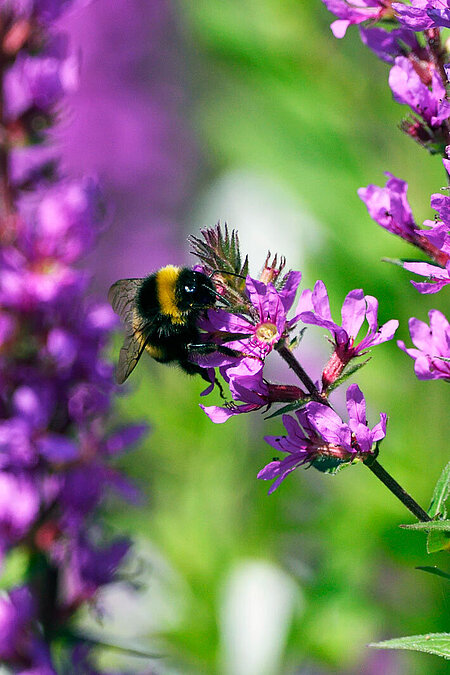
<box><xmin>75</xmin><ymin>1</ymin><xmax>450</xmax><ymax>673</ymax></box>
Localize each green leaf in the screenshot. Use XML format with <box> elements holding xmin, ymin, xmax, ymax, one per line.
<box><xmin>326</xmin><ymin>358</ymin><xmax>371</xmax><ymax>393</ymax></box>
<box><xmin>264</xmin><ymin>399</ymin><xmax>308</xmax><ymax>420</ymax></box>
<box><xmin>311</xmin><ymin>455</ymin><xmax>353</xmax><ymax>475</ymax></box>
<box><xmin>428</xmin><ymin>461</ymin><xmax>450</xmax><ymax>518</ymax></box>
<box><xmin>189</xmin><ymin>224</ymin><xmax>249</xmax><ymax>297</ymax></box>
<box><xmin>400</xmin><ymin>520</ymin><xmax>450</xmax><ymax>532</ymax></box>
<box><xmin>427</xmin><ymin>530</ymin><xmax>450</xmax><ymax>554</ymax></box>
<box><xmin>369</xmin><ymin>633</ymin><xmax>450</xmax><ymax>660</ymax></box>
<box><xmin>400</xmin><ymin>516</ymin><xmax>450</xmax><ymax>552</ymax></box>
<box><xmin>416</xmin><ymin>566</ymin><xmax>450</xmax><ymax>581</ymax></box>
<box><xmin>381</xmin><ymin>257</ymin><xmax>405</xmax><ymax>267</ymax></box>
<box><xmin>289</xmin><ymin>327</ymin><xmax>306</xmax><ymax>351</ymax></box>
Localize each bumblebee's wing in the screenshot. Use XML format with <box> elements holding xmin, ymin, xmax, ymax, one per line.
<box><xmin>115</xmin><ymin>321</ymin><xmax>149</xmax><ymax>384</ymax></box>
<box><xmin>108</xmin><ymin>278</ymin><xmax>142</xmax><ymax>325</ymax></box>
<box><xmin>108</xmin><ymin>278</ymin><xmax>151</xmax><ymax>384</ymax></box>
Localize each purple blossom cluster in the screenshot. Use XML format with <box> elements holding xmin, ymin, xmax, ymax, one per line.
<box><xmin>0</xmin><ymin>2</ymin><xmax>148</xmax><ymax>672</ymax></box>
<box><xmin>324</xmin><ymin>1</ymin><xmax>450</xmax><ymax>149</ymax></box>
<box><xmin>258</xmin><ymin>384</ymin><xmax>387</xmax><ymax>493</ymax></box>
<box><xmin>322</xmin><ymin>0</ymin><xmax>450</xmax><ymax>385</ymax></box>
<box><xmin>187</xmin><ymin>229</ymin><xmax>396</xmax><ymax>493</ymax></box>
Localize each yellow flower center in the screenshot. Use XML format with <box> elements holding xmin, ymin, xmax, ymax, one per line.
<box><xmin>255</xmin><ymin>322</ymin><xmax>278</xmax><ymax>343</ymax></box>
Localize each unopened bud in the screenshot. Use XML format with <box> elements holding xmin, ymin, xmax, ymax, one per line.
<box><xmin>267</xmin><ymin>383</ymin><xmax>305</xmax><ymax>402</ymax></box>
<box><xmin>260</xmin><ymin>252</ymin><xmax>286</xmax><ymax>284</ymax></box>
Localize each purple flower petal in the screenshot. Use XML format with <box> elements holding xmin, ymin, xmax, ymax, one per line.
<box><xmin>340</xmin><ymin>289</ymin><xmax>366</xmax><ymax>338</ymax></box>
<box><xmin>278</xmin><ymin>270</ymin><xmax>302</xmax><ymax>312</ymax></box>
<box><xmin>305</xmin><ymin>402</ymin><xmax>352</xmax><ymax>450</ymax></box>
<box><xmin>105</xmin><ymin>424</ymin><xmax>148</xmax><ymax>455</ymax></box>
<box><xmin>346</xmin><ymin>383</ymin><xmax>366</xmax><ymax>426</ymax></box>
<box><xmin>38</xmin><ymin>434</ymin><xmax>79</xmax><ymax>462</ymax></box>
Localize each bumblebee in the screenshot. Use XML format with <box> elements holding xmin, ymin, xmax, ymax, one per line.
<box><xmin>108</xmin><ymin>265</ymin><xmax>230</xmax><ymax>385</ymax></box>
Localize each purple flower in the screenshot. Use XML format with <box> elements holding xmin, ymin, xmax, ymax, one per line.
<box><xmin>0</xmin><ymin>586</ymin><xmax>35</xmax><ymax>661</ymax></box>
<box><xmin>403</xmin><ymin>259</ymin><xmax>450</xmax><ymax>292</ymax></box>
<box><xmin>198</xmin><ymin>271</ymin><xmax>302</xmax><ymax>388</ymax></box>
<box><xmin>201</xmin><ymin>374</ymin><xmax>304</xmax><ymax>423</ymax></box>
<box><xmin>388</xmin><ymin>56</ymin><xmax>450</xmax><ymax>127</ymax></box>
<box><xmin>412</xmin><ymin>203</ymin><xmax>450</xmax><ymax>263</ymax></box>
<box><xmin>55</xmin><ymin>532</ymin><xmax>130</xmax><ymax>608</ymax></box>
<box><xmin>359</xmin><ymin>172</ymin><xmax>450</xmax><ymax>267</ymax></box>
<box><xmin>0</xmin><ymin>472</ymin><xmax>40</xmax><ymax>557</ymax></box>
<box><xmin>298</xmin><ymin>280</ymin><xmax>398</xmax><ymax>389</ymax></box>
<box><xmin>3</xmin><ymin>36</ymin><xmax>78</xmax><ymax>120</ymax></box>
<box><xmin>258</xmin><ymin>384</ymin><xmax>387</xmax><ymax>493</ymax></box>
<box><xmin>399</xmin><ymin>191</ymin><xmax>450</xmax><ymax>290</ymax></box>
<box><xmin>358</xmin><ymin>172</ymin><xmax>418</xmax><ymax>243</ymax></box>
<box><xmin>17</xmin><ymin>178</ymin><xmax>102</xmax><ymax>264</ymax></box>
<box><xmin>0</xmin><ymin>585</ymin><xmax>54</xmax><ymax>670</ymax></box>
<box><xmin>2</xmin><ymin>0</ymin><xmax>86</xmax><ymax>24</ymax></box>
<box><xmin>398</xmin><ymin>309</ymin><xmax>450</xmax><ymax>380</ymax></box>
<box><xmin>393</xmin><ymin>0</ymin><xmax>450</xmax><ymax>30</ymax></box>
<box><xmin>321</xmin><ymin>0</ymin><xmax>394</xmax><ymax>38</ymax></box>
<box><xmin>359</xmin><ymin>26</ymin><xmax>420</xmax><ymax>64</ymax></box>
<box><xmin>0</xmin><ymin>0</ymin><xmax>148</xmax><ymax>669</ymax></box>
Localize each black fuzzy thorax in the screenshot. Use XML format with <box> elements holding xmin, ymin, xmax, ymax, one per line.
<box><xmin>135</xmin><ymin>268</ymin><xmax>216</xmax><ymax>371</ymax></box>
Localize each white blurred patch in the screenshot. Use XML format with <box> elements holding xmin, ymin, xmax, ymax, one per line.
<box><xmin>191</xmin><ymin>169</ymin><xmax>323</xmax><ymax>274</ymax></box>
<box><xmin>219</xmin><ymin>560</ymin><xmax>303</xmax><ymax>675</ymax></box>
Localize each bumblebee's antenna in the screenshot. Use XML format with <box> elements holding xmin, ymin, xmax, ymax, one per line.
<box><xmin>210</xmin><ymin>288</ymin><xmax>231</xmax><ymax>306</ymax></box>
<box><xmin>209</xmin><ymin>269</ymin><xmax>246</xmax><ymax>280</ymax></box>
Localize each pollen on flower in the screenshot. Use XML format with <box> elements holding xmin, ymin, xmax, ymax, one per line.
<box><xmin>255</xmin><ymin>322</ymin><xmax>278</xmax><ymax>343</ymax></box>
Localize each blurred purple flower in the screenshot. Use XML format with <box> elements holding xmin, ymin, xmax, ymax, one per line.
<box><xmin>359</xmin><ymin>172</ymin><xmax>450</xmax><ymax>266</ymax></box>
<box><xmin>403</xmin><ymin>205</ymin><xmax>450</xmax><ymax>292</ymax></box>
<box><xmin>403</xmin><ymin>259</ymin><xmax>450</xmax><ymax>292</ymax></box>
<box><xmin>321</xmin><ymin>0</ymin><xmax>394</xmax><ymax>38</ymax></box>
<box><xmin>0</xmin><ymin>585</ymin><xmax>55</xmax><ymax>671</ymax></box>
<box><xmin>0</xmin><ymin>1</ymin><xmax>148</xmax><ymax>670</ymax></box>
<box><xmin>388</xmin><ymin>56</ymin><xmax>450</xmax><ymax>127</ymax></box>
<box><xmin>359</xmin><ymin>26</ymin><xmax>420</xmax><ymax>64</ymax></box>
<box><xmin>393</xmin><ymin>0</ymin><xmax>450</xmax><ymax>30</ymax></box>
<box><xmin>2</xmin><ymin>0</ymin><xmax>87</xmax><ymax>24</ymax></box>
<box><xmin>60</xmin><ymin>0</ymin><xmax>197</xmax><ymax>288</ymax></box>
<box><xmin>358</xmin><ymin>172</ymin><xmax>418</xmax><ymax>243</ymax></box>
<box><xmin>398</xmin><ymin>310</ymin><xmax>450</xmax><ymax>380</ymax></box>
<box><xmin>258</xmin><ymin>384</ymin><xmax>387</xmax><ymax>493</ymax></box>
<box><xmin>54</xmin><ymin>532</ymin><xmax>130</xmax><ymax>608</ymax></box>
<box><xmin>0</xmin><ymin>586</ymin><xmax>35</xmax><ymax>660</ymax></box>
<box><xmin>4</xmin><ymin>35</ymin><xmax>78</xmax><ymax>120</ymax></box>
<box><xmin>0</xmin><ymin>472</ymin><xmax>40</xmax><ymax>558</ymax></box>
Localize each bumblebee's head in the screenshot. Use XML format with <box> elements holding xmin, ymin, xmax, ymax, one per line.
<box><xmin>176</xmin><ymin>269</ymin><xmax>218</xmax><ymax>312</ymax></box>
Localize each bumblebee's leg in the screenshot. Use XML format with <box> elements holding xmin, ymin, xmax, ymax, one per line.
<box><xmin>180</xmin><ymin>358</ymin><xmax>227</xmax><ymax>400</ymax></box>
<box><xmin>186</xmin><ymin>343</ymin><xmax>240</xmax><ymax>358</ymax></box>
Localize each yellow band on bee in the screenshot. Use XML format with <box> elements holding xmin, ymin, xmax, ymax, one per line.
<box><xmin>156</xmin><ymin>265</ymin><xmax>184</xmax><ymax>323</ymax></box>
<box><xmin>145</xmin><ymin>343</ymin><xmax>165</xmax><ymax>360</ymax></box>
